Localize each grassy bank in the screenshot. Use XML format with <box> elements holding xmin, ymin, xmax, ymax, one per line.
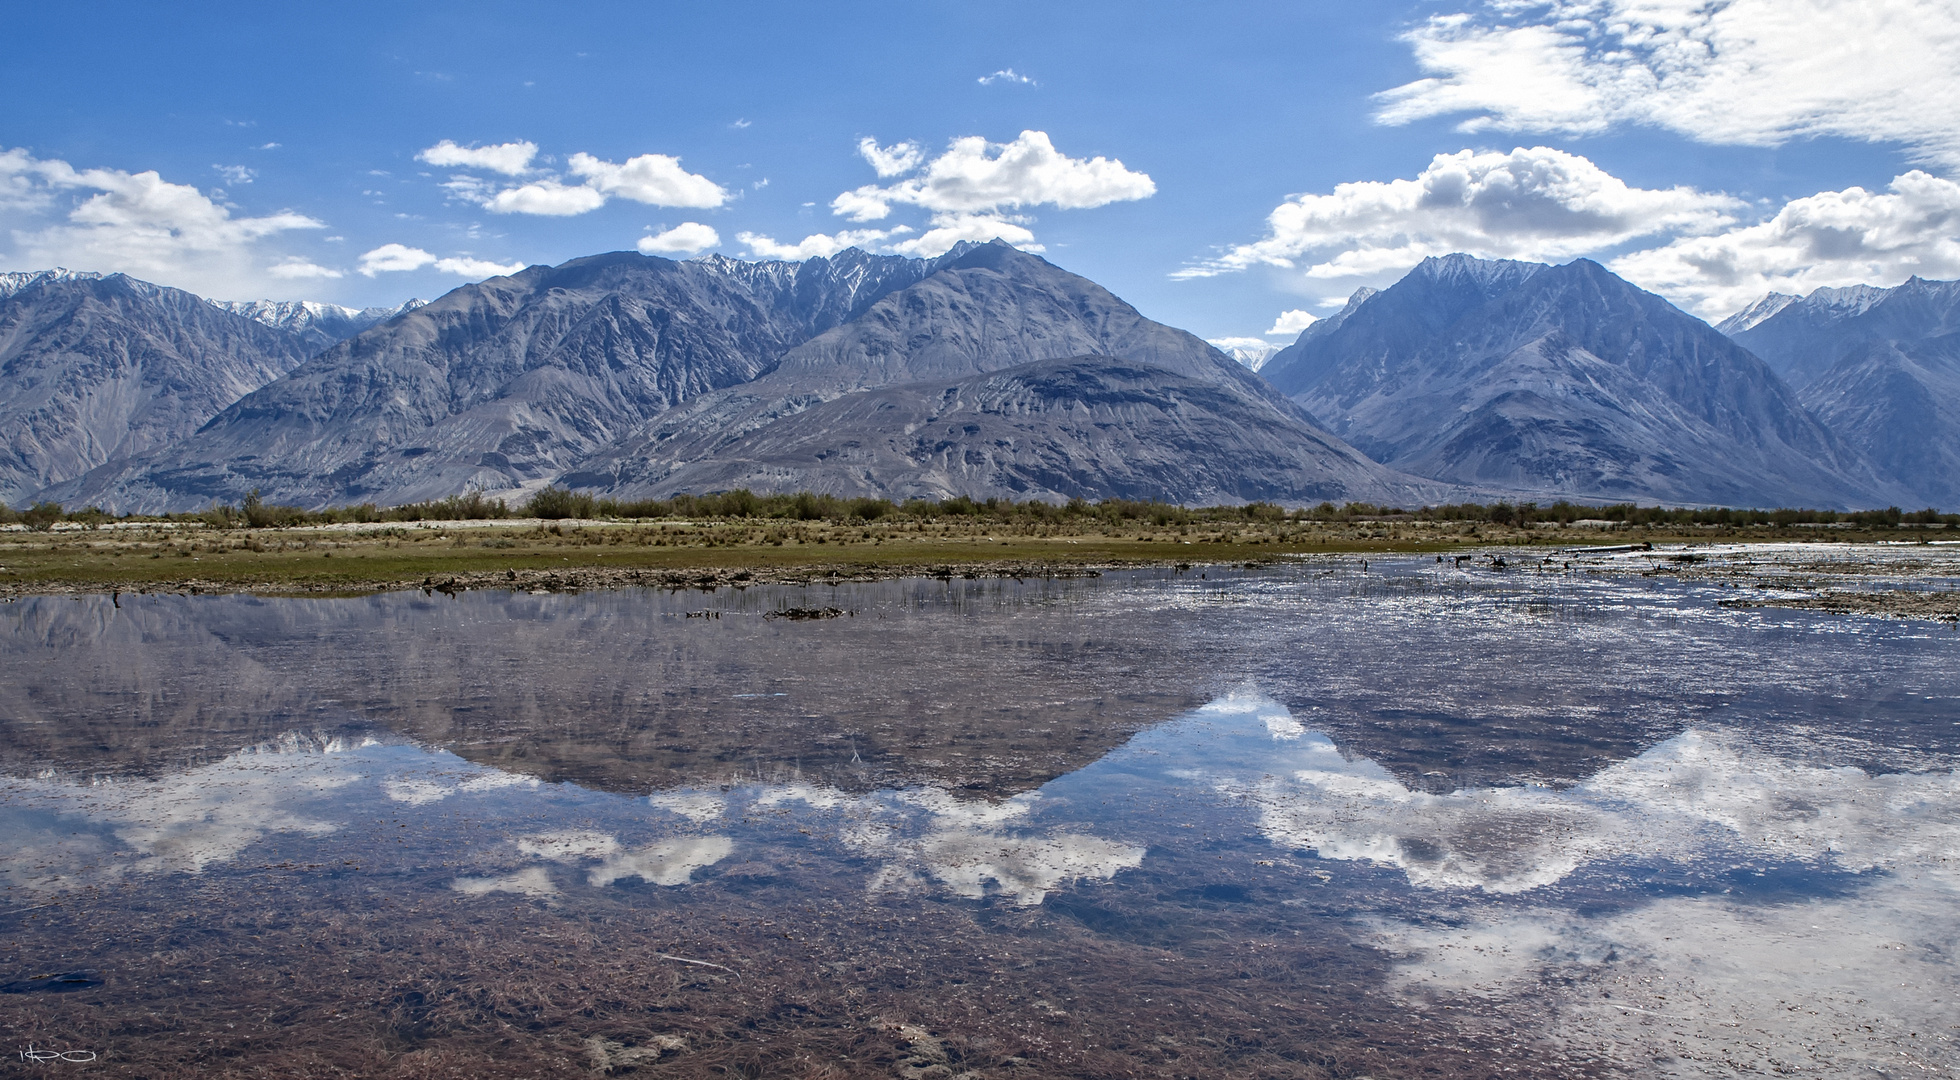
<box><xmin>2</xmin><ymin>505</ymin><xmax>1952</xmax><ymax>598</ymax></box>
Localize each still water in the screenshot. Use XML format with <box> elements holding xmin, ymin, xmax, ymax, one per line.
<box><xmin>2</xmin><ymin>552</ymin><xmax>1956</xmax><ymax>1078</ymax></box>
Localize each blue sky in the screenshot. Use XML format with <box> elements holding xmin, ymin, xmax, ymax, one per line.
<box><xmin>3</xmin><ymin>0</ymin><xmax>1957</xmax><ymax>346</ymax></box>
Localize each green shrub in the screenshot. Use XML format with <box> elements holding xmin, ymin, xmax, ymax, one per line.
<box><xmin>524</xmin><ymin>486</ymin><xmax>596</xmax><ymax>519</ymax></box>
<box><xmin>21</xmin><ymin>502</ymin><xmax>65</xmax><ymax>530</ymax></box>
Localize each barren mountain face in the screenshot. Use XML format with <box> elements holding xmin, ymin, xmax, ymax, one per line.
<box><xmin>0</xmin><ymin>275</ymin><xmax>318</xmax><ymax>504</ymax></box>
<box><xmin>1262</xmin><ymin>254</ymin><xmax>1903</xmax><ymax>509</ymax></box>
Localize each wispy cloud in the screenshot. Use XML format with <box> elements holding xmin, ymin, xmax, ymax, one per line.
<box><xmin>356</xmin><ymin>243</ymin><xmax>526</xmax><ymax>279</ymax></box>
<box><xmin>0</xmin><ymin>146</ymin><xmax>322</xmax><ymax>299</ymax></box>
<box><xmin>1376</xmin><ymin>0</ymin><xmax>1960</xmax><ymax>167</ymax></box>
<box><xmin>978</xmin><ymin>68</ymin><xmax>1036</xmax><ymax>87</ymax></box>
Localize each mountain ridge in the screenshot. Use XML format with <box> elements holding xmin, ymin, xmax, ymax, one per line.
<box><xmin>1258</xmin><ymin>255</ymin><xmax>1902</xmax><ymax>509</ymax></box>
<box><xmin>1728</xmin><ymin>275</ymin><xmax>1960</xmax><ymax>506</ymax></box>
<box><xmin>39</xmin><ymin>248</ymin><xmax>951</xmax><ymax>512</ymax></box>
<box><xmin>560</xmin><ymin>242</ymin><xmax>1441</xmax><ymax>506</ymax></box>
<box><xmin>0</xmin><ymin>273</ymin><xmax>320</xmax><ymax>504</ymax></box>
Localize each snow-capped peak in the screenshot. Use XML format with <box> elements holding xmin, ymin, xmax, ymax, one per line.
<box><xmin>208</xmin><ymin>297</ymin><xmax>426</xmax><ymax>336</ymax></box>
<box><xmin>1713</xmin><ymin>292</ymin><xmax>1800</xmax><ymax>336</ymax></box>
<box><xmin>1804</xmin><ymin>283</ymin><xmax>1890</xmax><ymax>319</ymax></box>
<box><xmin>1207</xmin><ymin>337</ymin><xmax>1282</xmax><ymax>371</ymax></box>
<box><xmin>0</xmin><ymin>267</ymin><xmax>103</xmax><ymax>299</ymax></box>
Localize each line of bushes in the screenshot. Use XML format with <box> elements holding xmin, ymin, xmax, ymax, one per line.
<box><xmin>2</xmin><ymin>488</ymin><xmax>1954</xmax><ymax>531</ymax></box>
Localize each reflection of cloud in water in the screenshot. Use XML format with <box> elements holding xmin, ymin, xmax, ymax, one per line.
<box><xmin>761</xmin><ymin>784</ymin><xmax>1142</xmax><ymax>905</ymax></box>
<box><xmin>0</xmin><ymin>735</ymin><xmax>362</xmax><ymax>887</ymax></box>
<box><xmin>589</xmin><ymin>837</ymin><xmax>736</xmax><ymax>887</ymax></box>
<box><xmin>649</xmin><ymin>791</ymin><xmax>727</xmax><ymax>822</ymax></box>
<box><xmin>919</xmin><ymin>831</ymin><xmax>1145</xmax><ymax>905</ymax></box>
<box><xmin>1173</xmin><ymin>694</ymin><xmax>1960</xmax><ymax>1074</ymax></box>
<box><xmin>382</xmin><ymin>770</ymin><xmax>537</xmax><ymax>806</ymax></box>
<box><xmin>508</xmin><ymin>830</ymin><xmax>735</xmax><ymax>888</ymax></box>
<box><xmin>452</xmin><ymin>867</ymin><xmax>558</xmax><ymax>899</ymax></box>
<box><xmin>1374</xmin><ymin>876</ymin><xmax>1960</xmax><ymax>1075</ymax></box>
<box><xmin>1204</xmin><ymin>697</ymin><xmax>1960</xmax><ymax>893</ymax></box>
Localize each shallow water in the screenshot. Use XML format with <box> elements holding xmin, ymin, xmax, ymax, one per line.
<box><xmin>2</xmin><ymin>550</ymin><xmax>1956</xmax><ymax>1077</ymax></box>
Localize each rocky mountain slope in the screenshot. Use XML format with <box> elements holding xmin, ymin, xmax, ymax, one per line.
<box><xmin>1258</xmin><ymin>255</ymin><xmax>1899</xmax><ymax>509</ymax></box>
<box><xmin>1723</xmin><ymin>281</ymin><xmax>1952</xmax><ymax>389</ymax></box>
<box><xmin>568</xmin><ymin>357</ymin><xmax>1428</xmax><ymax>505</ymax></box>
<box><xmin>0</xmin><ymin>273</ymin><xmax>318</xmax><ymax>504</ymax></box>
<box><xmin>43</xmin><ymin>249</ymin><xmax>938</xmax><ymax>512</ymax></box>
<box><xmin>565</xmin><ymin>242</ymin><xmax>1442</xmax><ymax>506</ymax></box>
<box><xmin>1727</xmin><ymin>276</ymin><xmax>1960</xmax><ymax>507</ymax></box>
<box><xmin>1800</xmin><ymin>335</ymin><xmax>1960</xmax><ymax>508</ymax></box>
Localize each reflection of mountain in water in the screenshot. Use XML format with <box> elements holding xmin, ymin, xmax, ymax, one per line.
<box><xmin>9</xmin><ymin>557</ymin><xmax>1959</xmax><ymax>802</ymax></box>
<box><xmin>0</xmin><ymin>582</ymin><xmax>1207</xmax><ymax>797</ymax></box>
<box><xmin>1105</xmin><ymin>694</ymin><xmax>1960</xmax><ymax>894</ymax></box>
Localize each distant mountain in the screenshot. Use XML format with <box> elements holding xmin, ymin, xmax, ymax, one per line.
<box><xmin>1724</xmin><ymin>280</ymin><xmax>1956</xmax><ymax>389</ymax></box>
<box><xmin>0</xmin><ymin>273</ymin><xmax>317</xmax><ymax>505</ymax></box>
<box><xmin>1801</xmin><ymin>335</ymin><xmax>1960</xmax><ymax>508</ymax></box>
<box><xmin>1258</xmin><ymin>254</ymin><xmax>1900</xmax><ymax>509</ymax></box>
<box><xmin>1207</xmin><ymin>339</ymin><xmax>1280</xmax><ymax>371</ymax></box>
<box><xmin>1712</xmin><ymin>293</ymin><xmax>1799</xmax><ymax>337</ymax></box>
<box><xmin>43</xmin><ymin>248</ymin><xmax>942</xmax><ymax>512</ymax></box>
<box><xmin>210</xmin><ymin>297</ymin><xmax>426</xmax><ymax>355</ymax></box>
<box><xmin>0</xmin><ymin>268</ymin><xmax>104</xmax><ymax>298</ymax></box>
<box><xmin>565</xmin><ymin>242</ymin><xmax>1443</xmax><ymax>506</ymax></box>
<box><xmin>1728</xmin><ymin>277</ymin><xmax>1960</xmax><ymax>507</ymax></box>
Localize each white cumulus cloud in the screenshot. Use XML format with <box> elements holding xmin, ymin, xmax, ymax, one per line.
<box><xmin>723</xmin><ymin>132</ymin><xmax>1151</xmax><ymax>263</ymax></box>
<box><xmin>434</xmin><ymin>255</ymin><xmax>526</xmax><ymax>278</ymax></box>
<box><xmin>737</xmin><ymin>227</ymin><xmax>912</xmax><ymax>261</ymax></box>
<box><xmin>1610</xmin><ymin>170</ymin><xmax>1960</xmax><ymax>318</ymax></box>
<box><xmin>1376</xmin><ymin>0</ymin><xmax>1960</xmax><ymax>167</ymax></box>
<box><xmin>889</xmin><ymin>213</ymin><xmax>1039</xmax><ymax>257</ymax></box>
<box><xmin>484</xmin><ymin>179</ymin><xmax>607</xmax><ymax>216</ymax></box>
<box><xmin>0</xmin><ymin>146</ymin><xmax>324</xmax><ymax>299</ymax></box>
<box><xmin>417</xmin><ymin>139</ymin><xmax>538</xmax><ymax>175</ymax></box>
<box><xmin>858</xmin><ymin>138</ymin><xmax>924</xmax><ymax>178</ymax></box>
<box><xmin>1176</xmin><ymin>146</ymin><xmax>1739</xmax><ymax>281</ymax></box>
<box><xmin>832</xmin><ymin>130</ymin><xmax>1154</xmax><ymax>222</ymax></box>
<box><xmin>638</xmin><ymin>221</ymin><xmax>721</xmax><ymax>255</ymax></box>
<box><xmin>430</xmin><ymin>141</ymin><xmax>727</xmax><ymax>217</ymax></box>
<box><xmin>357</xmin><ymin>243</ymin><xmax>435</xmax><ymax>275</ymax></box>
<box><xmin>1267</xmin><ymin>309</ymin><xmax>1317</xmax><ymax>335</ymax></box>
<box><xmin>359</xmin><ymin>243</ymin><xmax>524</xmax><ymax>279</ymax></box>
<box><xmin>568</xmin><ymin>152</ymin><xmax>728</xmax><ymax>208</ymax></box>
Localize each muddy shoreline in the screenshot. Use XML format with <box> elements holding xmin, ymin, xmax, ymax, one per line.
<box><xmin>0</xmin><ymin>556</ymin><xmax>1196</xmax><ymax>601</ymax></box>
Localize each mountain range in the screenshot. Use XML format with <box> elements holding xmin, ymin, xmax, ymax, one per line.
<box><xmin>1260</xmin><ymin>255</ymin><xmax>1905</xmax><ymax>508</ymax></box>
<box><xmin>1722</xmin><ymin>276</ymin><xmax>1960</xmax><ymax>508</ymax></box>
<box><xmin>35</xmin><ymin>243</ymin><xmax>1440</xmax><ymax>511</ymax></box>
<box><xmin>4</xmin><ymin>246</ymin><xmax>1954</xmax><ymax>513</ymax></box>
<box><xmin>0</xmin><ymin>273</ymin><xmax>314</xmax><ymax>505</ymax></box>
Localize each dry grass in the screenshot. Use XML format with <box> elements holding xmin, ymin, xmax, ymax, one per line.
<box><xmin>0</xmin><ymin>516</ymin><xmax>1931</xmax><ymax>600</ymax></box>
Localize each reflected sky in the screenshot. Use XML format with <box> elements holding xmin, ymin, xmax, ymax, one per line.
<box><xmin>2</xmin><ymin>547</ymin><xmax>1957</xmax><ymax>1076</ymax></box>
